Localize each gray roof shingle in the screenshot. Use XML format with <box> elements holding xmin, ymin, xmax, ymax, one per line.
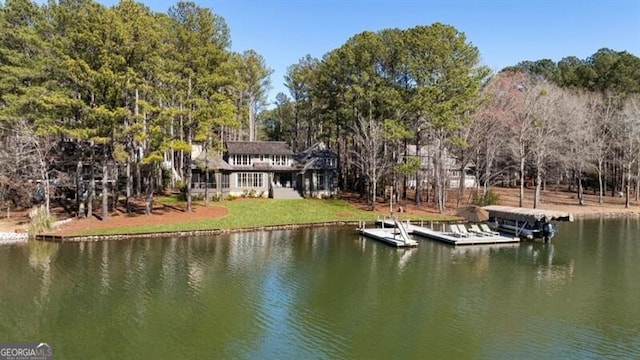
<box><xmin>193</xmin><ymin>153</ymin><xmax>233</xmax><ymax>171</ymax></box>
<box><xmin>225</xmin><ymin>141</ymin><xmax>294</xmax><ymax>156</ymax></box>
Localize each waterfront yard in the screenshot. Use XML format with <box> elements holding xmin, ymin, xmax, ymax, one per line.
<box><xmin>2</xmin><ymin>186</ymin><xmax>640</xmax><ymax>238</ymax></box>
<box><xmin>45</xmin><ymin>196</ymin><xmax>456</xmax><ymax>237</ymax></box>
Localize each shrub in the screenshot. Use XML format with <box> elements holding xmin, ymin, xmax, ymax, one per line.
<box><xmin>176</xmin><ymin>180</ymin><xmax>187</xmax><ymax>201</ymax></box>
<box><xmin>472</xmin><ymin>190</ymin><xmax>500</xmax><ymax>206</ymax></box>
<box><xmin>28</xmin><ymin>206</ymin><xmax>56</xmax><ymax>239</ymax></box>
<box><xmin>241</xmin><ymin>189</ymin><xmax>259</xmax><ymax>198</ymax></box>
<box><xmin>211</xmin><ymin>192</ymin><xmax>222</xmax><ymax>202</ymax></box>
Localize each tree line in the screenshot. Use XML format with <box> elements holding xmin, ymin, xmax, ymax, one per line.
<box><xmin>2</xmin><ymin>0</ymin><xmax>640</xmax><ymax>219</ymax></box>
<box><xmin>263</xmin><ymin>30</ymin><xmax>640</xmax><ymax>212</ymax></box>
<box><xmin>0</xmin><ymin>0</ymin><xmax>271</xmax><ymax>219</ymax></box>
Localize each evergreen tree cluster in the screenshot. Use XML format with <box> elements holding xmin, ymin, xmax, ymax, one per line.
<box><xmin>265</xmin><ymin>34</ymin><xmax>640</xmax><ymax>211</ymax></box>
<box><xmin>0</xmin><ymin>0</ymin><xmax>271</xmax><ymax>217</ymax></box>
<box><xmin>2</xmin><ymin>0</ymin><xmax>639</xmax><ymax>216</ymax></box>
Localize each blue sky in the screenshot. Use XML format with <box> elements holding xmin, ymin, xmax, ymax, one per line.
<box><xmin>98</xmin><ymin>0</ymin><xmax>639</xmax><ymax>104</ymax></box>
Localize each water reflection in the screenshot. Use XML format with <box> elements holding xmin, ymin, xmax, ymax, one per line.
<box><xmin>522</xmin><ymin>243</ymin><xmax>575</xmax><ymax>293</ymax></box>
<box><xmin>28</xmin><ymin>240</ymin><xmax>59</xmax><ymax>269</ymax></box>
<box><xmin>0</xmin><ymin>223</ymin><xmax>637</xmax><ymax>359</ymax></box>
<box><xmin>396</xmin><ymin>248</ymin><xmax>415</xmax><ymax>272</ymax></box>
<box><xmin>28</xmin><ymin>240</ymin><xmax>60</xmax><ymax>306</ymax></box>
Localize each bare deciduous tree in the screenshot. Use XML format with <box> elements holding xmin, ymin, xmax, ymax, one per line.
<box><xmin>619</xmin><ymin>94</ymin><xmax>640</xmax><ymax>208</ymax></box>
<box><xmin>487</xmin><ymin>70</ymin><xmax>543</xmax><ymax>207</ymax></box>
<box><xmin>0</xmin><ymin>121</ymin><xmax>56</xmax><ymax>213</ymax></box>
<box><xmin>561</xmin><ymin>90</ymin><xmax>597</xmax><ymax>205</ymax></box>
<box><xmin>350</xmin><ymin>109</ymin><xmax>392</xmax><ymax>211</ymax></box>
<box><xmin>471</xmin><ymin>79</ymin><xmax>519</xmax><ymax>201</ymax></box>
<box><xmin>529</xmin><ymin>83</ymin><xmax>567</xmax><ymax>208</ymax></box>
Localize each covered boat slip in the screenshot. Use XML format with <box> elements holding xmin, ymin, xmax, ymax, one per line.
<box><xmin>482</xmin><ymin>206</ymin><xmax>574</xmax><ymax>223</ymax></box>
<box><xmin>375</xmin><ymin>219</ymin><xmax>519</xmax><ymax>246</ymax></box>
<box><xmin>483</xmin><ymin>205</ymin><xmax>574</xmax><ymax>240</ymax></box>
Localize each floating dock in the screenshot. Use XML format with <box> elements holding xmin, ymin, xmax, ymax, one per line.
<box><xmin>359</xmin><ymin>228</ymin><xmax>419</xmax><ymax>247</ymax></box>
<box><xmin>410</xmin><ymin>226</ymin><xmax>519</xmax><ymax>245</ymax></box>
<box><xmin>359</xmin><ymin>218</ymin><xmax>419</xmax><ymax>247</ymax></box>
<box><xmin>376</xmin><ymin>219</ymin><xmax>519</xmax><ymax>246</ymax></box>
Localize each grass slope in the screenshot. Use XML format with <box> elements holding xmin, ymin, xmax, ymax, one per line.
<box><xmin>74</xmin><ymin>198</ymin><xmax>454</xmax><ymax>236</ymax></box>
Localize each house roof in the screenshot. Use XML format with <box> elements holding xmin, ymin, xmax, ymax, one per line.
<box><xmin>295</xmin><ymin>142</ymin><xmax>337</xmax><ymax>163</ymax></box>
<box><xmin>290</xmin><ymin>142</ymin><xmax>337</xmax><ymax>173</ymax></box>
<box><xmin>225</xmin><ymin>141</ymin><xmax>294</xmax><ymax>156</ymax></box>
<box><xmin>193</xmin><ymin>153</ymin><xmax>233</xmax><ymax>171</ymax></box>
<box><xmin>297</xmin><ymin>158</ymin><xmax>338</xmax><ymax>173</ymax></box>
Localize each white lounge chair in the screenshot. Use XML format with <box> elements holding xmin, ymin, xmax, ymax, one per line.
<box><xmin>449</xmin><ymin>224</ymin><xmax>469</xmax><ymax>237</ymax></box>
<box><xmin>469</xmin><ymin>224</ymin><xmax>492</xmax><ymax>236</ymax></box>
<box><xmin>479</xmin><ymin>223</ymin><xmax>500</xmax><ymax>236</ymax></box>
<box><xmin>456</xmin><ymin>224</ymin><xmax>473</xmax><ymax>237</ymax></box>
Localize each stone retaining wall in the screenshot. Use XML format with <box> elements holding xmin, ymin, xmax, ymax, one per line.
<box><xmin>38</xmin><ymin>221</ymin><xmax>370</xmax><ymax>242</ymax></box>
<box><xmin>0</xmin><ymin>218</ymin><xmax>74</xmax><ymax>244</ymax></box>
<box><xmin>0</xmin><ymin>232</ymin><xmax>28</xmax><ymax>243</ymax></box>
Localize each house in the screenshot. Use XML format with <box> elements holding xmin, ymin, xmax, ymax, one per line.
<box><xmin>402</xmin><ymin>144</ymin><xmax>476</xmax><ymax>190</ymax></box>
<box><xmin>192</xmin><ymin>141</ymin><xmax>294</xmax><ymax>199</ymax></box>
<box><xmin>191</xmin><ymin>141</ymin><xmax>338</xmax><ymax>199</ymax></box>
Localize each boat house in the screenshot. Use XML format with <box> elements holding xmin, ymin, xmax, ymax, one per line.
<box><xmin>483</xmin><ymin>205</ymin><xmax>574</xmax><ymax>241</ymax></box>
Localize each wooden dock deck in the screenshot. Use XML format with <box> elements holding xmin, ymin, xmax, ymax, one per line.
<box><xmin>410</xmin><ymin>226</ymin><xmax>519</xmax><ymax>245</ymax></box>
<box><xmin>359</xmin><ymin>218</ymin><xmax>418</xmax><ymax>247</ymax></box>
<box><xmin>359</xmin><ymin>228</ymin><xmax>419</xmax><ymax>247</ymax></box>
<box><xmin>377</xmin><ymin>219</ymin><xmax>519</xmax><ymax>246</ymax></box>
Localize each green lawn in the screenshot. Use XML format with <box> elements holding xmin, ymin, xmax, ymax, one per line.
<box><xmin>72</xmin><ymin>198</ymin><xmax>456</xmax><ymax>236</ymax></box>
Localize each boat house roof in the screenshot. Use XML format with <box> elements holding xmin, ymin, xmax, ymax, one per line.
<box><xmin>483</xmin><ymin>205</ymin><xmax>574</xmax><ymax>223</ymax></box>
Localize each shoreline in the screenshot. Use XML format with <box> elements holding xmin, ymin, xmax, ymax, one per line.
<box><xmin>36</xmin><ymin>220</ymin><xmax>369</xmax><ymax>242</ymax></box>
<box><xmin>3</xmin><ymin>187</ymin><xmax>640</xmax><ymax>242</ymax></box>
<box><xmin>33</xmin><ymin>209</ymin><xmax>640</xmax><ymax>242</ymax></box>
<box><xmin>573</xmin><ymin>211</ymin><xmax>640</xmax><ymax>219</ymax></box>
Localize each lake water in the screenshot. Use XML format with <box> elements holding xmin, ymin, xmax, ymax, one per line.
<box><xmin>0</xmin><ymin>218</ymin><xmax>639</xmax><ymax>359</ymax></box>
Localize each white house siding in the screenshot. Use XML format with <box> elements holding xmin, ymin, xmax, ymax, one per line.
<box><xmin>228</xmin><ymin>172</ymin><xmax>269</xmax><ymax>197</ymax></box>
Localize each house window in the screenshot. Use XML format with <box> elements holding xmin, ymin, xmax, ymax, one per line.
<box><xmin>272</xmin><ymin>155</ymin><xmax>287</xmax><ymax>166</ymax></box>
<box><xmin>233</xmin><ymin>155</ymin><xmax>251</xmax><ymax>165</ymax></box>
<box><xmin>237</xmin><ymin>173</ymin><xmax>263</xmax><ymax>188</ymax></box>
<box><xmin>192</xmin><ymin>172</ymin><xmax>215</xmax><ymax>189</ymax></box>
<box><xmin>221</xmin><ymin>174</ymin><xmax>229</xmax><ymax>189</ymax></box>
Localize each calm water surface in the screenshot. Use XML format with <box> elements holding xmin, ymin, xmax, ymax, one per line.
<box><xmin>0</xmin><ymin>218</ymin><xmax>639</xmax><ymax>359</ymax></box>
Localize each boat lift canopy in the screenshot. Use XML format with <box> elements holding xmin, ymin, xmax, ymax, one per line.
<box><xmin>482</xmin><ymin>205</ymin><xmax>574</xmax><ymax>223</ymax></box>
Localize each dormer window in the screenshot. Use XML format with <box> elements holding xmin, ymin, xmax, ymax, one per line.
<box><xmin>272</xmin><ymin>155</ymin><xmax>288</xmax><ymax>166</ymax></box>
<box><xmin>233</xmin><ymin>154</ymin><xmax>251</xmax><ymax>166</ymax></box>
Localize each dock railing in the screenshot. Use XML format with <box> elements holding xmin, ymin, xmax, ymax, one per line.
<box><xmin>377</xmin><ymin>216</ymin><xmax>453</xmax><ymax>233</ymax></box>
